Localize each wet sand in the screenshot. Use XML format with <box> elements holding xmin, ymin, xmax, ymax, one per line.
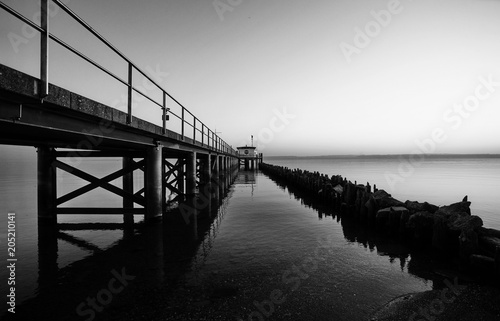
<box><xmin>370</xmin><ymin>284</ymin><xmax>500</xmax><ymax>321</ymax></box>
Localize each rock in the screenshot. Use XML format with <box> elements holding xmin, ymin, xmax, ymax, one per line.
<box><xmin>496</xmin><ymin>248</ymin><xmax>500</xmax><ymax>275</ymax></box>
<box><xmin>479</xmin><ymin>236</ymin><xmax>500</xmax><ymax>256</ymax></box>
<box><xmin>376</xmin><ymin>207</ymin><xmax>409</xmax><ymax>232</ymax></box>
<box><xmin>435</xmin><ymin>200</ymin><xmax>471</xmax><ymax>217</ymax></box>
<box><xmin>376</xmin><ymin>208</ymin><xmax>390</xmax><ymax>228</ymax></box>
<box><xmin>404</xmin><ymin>200</ymin><xmax>439</xmax><ymax>214</ymax></box>
<box><xmin>389</xmin><ymin>207</ymin><xmax>409</xmax><ymax>232</ymax></box>
<box><xmin>470</xmin><ymin>254</ymin><xmax>495</xmax><ymax>275</ymax></box>
<box><xmin>344</xmin><ymin>182</ymin><xmax>357</xmax><ymax>205</ymax></box>
<box><xmin>365</xmin><ymin>195</ymin><xmax>377</xmax><ymax>222</ymax></box>
<box><xmin>477</xmin><ymin>227</ymin><xmax>500</xmax><ymax>239</ymax></box>
<box><xmin>432</xmin><ymin>213</ymin><xmax>466</xmax><ymax>253</ymax></box>
<box><xmin>459</xmin><ymin>229</ymin><xmax>479</xmax><ymax>261</ymax></box>
<box><xmin>449</xmin><ymin>215</ymin><xmax>483</xmax><ymax>232</ymax></box>
<box><xmin>431</xmin><ymin>200</ymin><xmax>476</xmax><ymax>252</ymax></box>
<box><xmin>360</xmin><ymin>191</ymin><xmax>370</xmax><ymax>221</ymax></box>
<box><xmin>407</xmin><ymin>211</ymin><xmax>435</xmax><ymax>244</ymax></box>
<box><xmin>354</xmin><ymin>188</ymin><xmax>363</xmax><ymax>218</ymax></box>
<box><xmin>340</xmin><ymin>202</ymin><xmax>351</xmax><ymax>216</ymax></box>
<box><xmin>372</xmin><ymin>189</ymin><xmax>404</xmax><ymax>209</ymax></box>
<box><xmin>399</xmin><ymin>210</ymin><xmax>410</xmax><ymax>235</ymax></box>
<box><xmin>333</xmin><ymin>184</ymin><xmax>343</xmax><ymax>195</ymax></box>
<box><xmin>330</xmin><ymin>175</ymin><xmax>343</xmax><ymax>186</ymax></box>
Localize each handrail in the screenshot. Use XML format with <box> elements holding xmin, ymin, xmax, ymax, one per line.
<box><xmin>0</xmin><ymin>0</ymin><xmax>235</xmax><ymax>154</ymax></box>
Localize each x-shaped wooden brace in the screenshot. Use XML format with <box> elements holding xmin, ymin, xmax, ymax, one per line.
<box><xmin>55</xmin><ymin>159</ymin><xmax>146</xmax><ymax>207</ymax></box>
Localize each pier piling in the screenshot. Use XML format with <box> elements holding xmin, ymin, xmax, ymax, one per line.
<box><xmin>123</xmin><ymin>156</ymin><xmax>134</xmax><ymax>224</ymax></box>
<box><xmin>37</xmin><ymin>146</ymin><xmax>57</xmax><ymax>225</ymax></box>
<box><xmin>146</xmin><ymin>145</ymin><xmax>163</xmax><ymax>222</ymax></box>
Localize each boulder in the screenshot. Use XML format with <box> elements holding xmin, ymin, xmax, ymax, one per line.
<box><xmin>449</xmin><ymin>215</ymin><xmax>483</xmax><ymax>232</ymax></box>
<box><xmin>376</xmin><ymin>206</ymin><xmax>409</xmax><ymax>232</ymax></box>
<box><xmin>404</xmin><ymin>200</ymin><xmax>439</xmax><ymax>214</ymax></box>
<box><xmin>359</xmin><ymin>191</ymin><xmax>370</xmax><ymax>222</ymax></box>
<box><xmin>435</xmin><ymin>199</ymin><xmax>471</xmax><ymax>217</ymax></box>
<box><xmin>459</xmin><ymin>228</ymin><xmax>479</xmax><ymax>261</ymax></box>
<box><xmin>330</xmin><ymin>175</ymin><xmax>343</xmax><ymax>186</ymax></box>
<box><xmin>399</xmin><ymin>210</ymin><xmax>411</xmax><ymax>235</ymax></box>
<box><xmin>479</xmin><ymin>236</ymin><xmax>500</xmax><ymax>256</ymax></box>
<box><xmin>431</xmin><ymin>198</ymin><xmax>476</xmax><ymax>252</ymax></box>
<box><xmin>365</xmin><ymin>195</ymin><xmax>377</xmax><ymax>222</ymax></box>
<box><xmin>372</xmin><ymin>189</ymin><xmax>405</xmax><ymax>209</ymax></box>
<box><xmin>344</xmin><ymin>182</ymin><xmax>357</xmax><ymax>205</ymax></box>
<box><xmin>407</xmin><ymin>211</ymin><xmax>435</xmax><ymax>244</ymax></box>
<box><xmin>433</xmin><ymin>215</ymin><xmax>482</xmax><ymax>252</ymax></box>
<box><xmin>477</xmin><ymin>227</ymin><xmax>500</xmax><ymax>239</ymax></box>
<box><xmin>333</xmin><ymin>184</ymin><xmax>343</xmax><ymax>195</ymax></box>
<box><xmin>376</xmin><ymin>208</ymin><xmax>390</xmax><ymax>228</ymax></box>
<box><xmin>432</xmin><ymin>213</ymin><xmax>450</xmax><ymax>251</ymax></box>
<box><xmin>470</xmin><ymin>254</ymin><xmax>496</xmax><ymax>275</ymax></box>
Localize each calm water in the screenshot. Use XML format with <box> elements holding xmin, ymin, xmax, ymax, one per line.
<box><xmin>0</xmin><ymin>146</ymin><xmax>499</xmax><ymax>319</ymax></box>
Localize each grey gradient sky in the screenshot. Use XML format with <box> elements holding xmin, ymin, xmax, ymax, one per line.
<box><xmin>1</xmin><ymin>0</ymin><xmax>500</xmax><ymax>156</ymax></box>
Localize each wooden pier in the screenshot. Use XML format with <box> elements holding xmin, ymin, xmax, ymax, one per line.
<box><xmin>0</xmin><ymin>0</ymin><xmax>239</xmax><ymax>225</ymax></box>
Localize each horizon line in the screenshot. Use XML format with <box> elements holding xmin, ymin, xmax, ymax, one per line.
<box><xmin>264</xmin><ymin>153</ymin><xmax>500</xmax><ymax>158</ymax></box>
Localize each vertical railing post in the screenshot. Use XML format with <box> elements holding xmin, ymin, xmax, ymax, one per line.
<box><xmin>193</xmin><ymin>117</ymin><xmax>196</xmax><ymax>144</ymax></box>
<box><xmin>201</xmin><ymin>124</ymin><xmax>204</xmax><ymax>147</ymax></box>
<box><xmin>40</xmin><ymin>0</ymin><xmax>49</xmax><ymax>98</ymax></box>
<box><xmin>127</xmin><ymin>63</ymin><xmax>133</xmax><ymax>124</ymax></box>
<box><xmin>162</xmin><ymin>92</ymin><xmax>167</xmax><ymax>134</ymax></box>
<box><xmin>181</xmin><ymin>107</ymin><xmax>185</xmax><ymax>140</ymax></box>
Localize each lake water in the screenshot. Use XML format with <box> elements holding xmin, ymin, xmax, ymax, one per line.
<box><xmin>0</xmin><ymin>146</ymin><xmax>499</xmax><ymax>320</ymax></box>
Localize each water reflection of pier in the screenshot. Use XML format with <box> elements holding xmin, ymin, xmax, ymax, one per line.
<box><xmin>13</xmin><ymin>169</ymin><xmax>239</xmax><ymax>320</ymax></box>
<box><xmin>234</xmin><ymin>169</ymin><xmax>258</xmax><ymax>196</ymax></box>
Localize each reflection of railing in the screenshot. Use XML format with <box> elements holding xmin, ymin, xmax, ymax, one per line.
<box><xmin>0</xmin><ymin>0</ymin><xmax>236</xmax><ymax>155</ymax></box>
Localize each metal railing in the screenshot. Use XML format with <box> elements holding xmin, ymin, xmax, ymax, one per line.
<box><xmin>0</xmin><ymin>0</ymin><xmax>236</xmax><ymax>155</ymax></box>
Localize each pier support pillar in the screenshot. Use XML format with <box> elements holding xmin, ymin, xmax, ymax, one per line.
<box><xmin>212</xmin><ymin>154</ymin><xmax>219</xmax><ymax>179</ymax></box>
<box><xmin>178</xmin><ymin>159</ymin><xmax>185</xmax><ymax>195</ymax></box>
<box><xmin>212</xmin><ymin>154</ymin><xmax>219</xmax><ymax>201</ymax></box>
<box><xmin>202</xmin><ymin>153</ymin><xmax>211</xmax><ymax>185</ymax></box>
<box><xmin>186</xmin><ymin>151</ymin><xmax>197</xmax><ymax>196</ymax></box>
<box><xmin>146</xmin><ymin>145</ymin><xmax>163</xmax><ymax>223</ymax></box>
<box><xmin>123</xmin><ymin>156</ymin><xmax>134</xmax><ymax>225</ymax></box>
<box><xmin>37</xmin><ymin>146</ymin><xmax>56</xmax><ymax>225</ymax></box>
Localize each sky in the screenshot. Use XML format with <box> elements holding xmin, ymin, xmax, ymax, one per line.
<box><xmin>1</xmin><ymin>0</ymin><xmax>500</xmax><ymax>156</ymax></box>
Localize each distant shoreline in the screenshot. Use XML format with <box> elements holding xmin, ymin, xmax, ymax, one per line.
<box><xmin>264</xmin><ymin>154</ymin><xmax>500</xmax><ymax>160</ymax></box>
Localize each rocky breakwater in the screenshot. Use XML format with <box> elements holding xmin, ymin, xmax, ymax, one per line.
<box><xmin>259</xmin><ymin>162</ymin><xmax>500</xmax><ymax>281</ymax></box>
